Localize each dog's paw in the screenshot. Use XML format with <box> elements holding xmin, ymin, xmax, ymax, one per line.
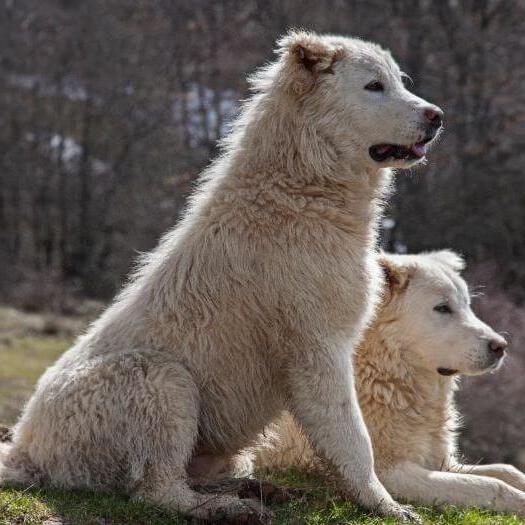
<box><xmin>214</xmin><ymin>498</ymin><xmax>273</xmax><ymax>524</ymax></box>
<box><xmin>378</xmin><ymin>502</ymin><xmax>422</xmax><ymax>523</ymax></box>
<box><xmin>399</xmin><ymin>505</ymin><xmax>422</xmax><ymax>523</ymax></box>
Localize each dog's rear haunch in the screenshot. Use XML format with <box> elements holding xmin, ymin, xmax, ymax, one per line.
<box><xmin>0</xmin><ymin>30</ymin><xmax>442</xmax><ymax>523</ymax></box>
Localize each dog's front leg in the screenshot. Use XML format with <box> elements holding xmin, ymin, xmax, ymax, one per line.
<box><xmin>286</xmin><ymin>346</ymin><xmax>419</xmax><ymax>521</ymax></box>
<box><xmin>383</xmin><ymin>462</ymin><xmax>525</xmax><ymax>515</ymax></box>
<box><xmin>452</xmin><ymin>464</ymin><xmax>525</xmax><ymax>492</ymax></box>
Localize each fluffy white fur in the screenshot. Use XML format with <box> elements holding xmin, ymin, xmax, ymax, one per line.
<box><xmin>250</xmin><ymin>252</ymin><xmax>525</xmax><ymax>516</ymax></box>
<box><xmin>0</xmin><ymin>31</ymin><xmax>442</xmax><ymax>523</ymax></box>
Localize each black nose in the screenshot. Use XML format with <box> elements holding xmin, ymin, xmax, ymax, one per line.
<box><xmin>424</xmin><ymin>106</ymin><xmax>443</xmax><ymax>128</ymax></box>
<box><xmin>488</xmin><ymin>338</ymin><xmax>508</xmax><ymax>359</ymax></box>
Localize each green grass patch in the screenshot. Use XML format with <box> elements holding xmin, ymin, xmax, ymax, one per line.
<box><xmin>0</xmin><ymin>334</ymin><xmax>72</xmax><ymax>424</ymax></box>
<box><xmin>270</xmin><ymin>469</ymin><xmax>523</xmax><ymax>524</ymax></box>
<box><xmin>0</xmin><ymin>302</ymin><xmax>79</xmax><ymax>424</ymax></box>
<box><xmin>0</xmin><ymin>485</ymin><xmax>182</xmax><ymax>525</ymax></box>
<box><xmin>0</xmin><ymin>471</ymin><xmax>523</xmax><ymax>524</ymax></box>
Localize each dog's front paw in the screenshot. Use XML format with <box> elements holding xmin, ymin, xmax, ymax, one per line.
<box><xmin>378</xmin><ymin>502</ymin><xmax>422</xmax><ymax>523</ymax></box>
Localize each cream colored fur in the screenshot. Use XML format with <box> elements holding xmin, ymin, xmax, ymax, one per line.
<box><xmin>250</xmin><ymin>252</ymin><xmax>525</xmax><ymax>516</ymax></box>
<box><xmin>0</xmin><ymin>31</ymin><xmax>442</xmax><ymax>523</ymax></box>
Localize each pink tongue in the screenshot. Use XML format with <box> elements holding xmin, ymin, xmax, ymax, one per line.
<box><xmin>411</xmin><ymin>143</ymin><xmax>427</xmax><ymax>158</ymax></box>
<box><xmin>376</xmin><ymin>145</ymin><xmax>391</xmax><ymax>154</ymax></box>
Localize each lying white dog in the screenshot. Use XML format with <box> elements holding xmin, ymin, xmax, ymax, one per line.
<box><xmin>248</xmin><ymin>251</ymin><xmax>525</xmax><ymax>515</ymax></box>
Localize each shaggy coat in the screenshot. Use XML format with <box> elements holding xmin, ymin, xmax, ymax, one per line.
<box><xmin>0</xmin><ymin>31</ymin><xmax>441</xmax><ymax>523</ymax></box>
<box><xmin>251</xmin><ymin>252</ymin><xmax>525</xmax><ymax>516</ymax></box>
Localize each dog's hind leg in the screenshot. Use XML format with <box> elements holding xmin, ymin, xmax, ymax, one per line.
<box><xmin>138</xmin><ymin>450</ymin><xmax>272</xmax><ymax>523</ymax></box>
<box><xmin>7</xmin><ymin>351</ymin><xmax>271</xmax><ymax>522</ymax></box>
<box><xmin>383</xmin><ymin>462</ymin><xmax>525</xmax><ymax>515</ymax></box>
<box><xmin>119</xmin><ymin>354</ymin><xmax>272</xmax><ymax>523</ymax></box>
<box><xmin>136</xmin><ymin>474</ymin><xmax>272</xmax><ymax>523</ymax></box>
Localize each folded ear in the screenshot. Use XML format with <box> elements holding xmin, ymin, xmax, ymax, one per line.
<box><xmin>379</xmin><ymin>255</ymin><xmax>412</xmax><ymax>296</ymax></box>
<box><xmin>277</xmin><ymin>30</ymin><xmax>344</xmax><ymax>94</ymax></box>
<box><xmin>428</xmin><ymin>250</ymin><xmax>466</xmax><ymax>273</ymax></box>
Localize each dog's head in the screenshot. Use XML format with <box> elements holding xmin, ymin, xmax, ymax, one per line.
<box><xmin>379</xmin><ymin>251</ymin><xmax>507</xmax><ymax>376</ymax></box>
<box><xmin>276</xmin><ymin>30</ymin><xmax>443</xmax><ymax>169</ymax></box>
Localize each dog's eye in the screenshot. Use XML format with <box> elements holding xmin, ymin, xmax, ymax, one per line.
<box><xmin>364</xmin><ymin>81</ymin><xmax>384</xmax><ymax>92</ymax></box>
<box><xmin>401</xmin><ymin>74</ymin><xmax>413</xmax><ymax>89</ymax></box>
<box><xmin>434</xmin><ymin>303</ymin><xmax>453</xmax><ymax>314</ymax></box>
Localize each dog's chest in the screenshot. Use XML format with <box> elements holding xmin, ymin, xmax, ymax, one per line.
<box><xmin>403</xmin><ymin>386</ymin><xmax>457</xmax><ymax>470</ymax></box>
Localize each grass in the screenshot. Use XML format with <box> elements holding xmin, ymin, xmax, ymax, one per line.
<box><xmin>0</xmin><ymin>471</ymin><xmax>523</xmax><ymax>524</ymax></box>
<box><xmin>0</xmin><ymin>485</ymin><xmax>184</xmax><ymax>525</ymax></box>
<box><xmin>0</xmin><ymin>306</ymin><xmax>74</xmax><ymax>424</ymax></box>
<box><xmin>0</xmin><ymin>305</ymin><xmax>522</xmax><ymax>524</ymax></box>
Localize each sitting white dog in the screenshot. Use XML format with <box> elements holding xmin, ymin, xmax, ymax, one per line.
<box><xmin>247</xmin><ymin>251</ymin><xmax>525</xmax><ymax>515</ymax></box>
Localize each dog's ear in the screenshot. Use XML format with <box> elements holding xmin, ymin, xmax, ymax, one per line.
<box><xmin>428</xmin><ymin>250</ymin><xmax>465</xmax><ymax>274</ymax></box>
<box><xmin>278</xmin><ymin>30</ymin><xmax>344</xmax><ymax>94</ymax></box>
<box><xmin>379</xmin><ymin>256</ymin><xmax>412</xmax><ymax>296</ymax></box>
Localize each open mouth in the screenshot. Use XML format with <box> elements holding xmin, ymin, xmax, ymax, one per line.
<box><xmin>369</xmin><ymin>137</ymin><xmax>433</xmax><ymax>163</ymax></box>
<box><xmin>437</xmin><ymin>367</ymin><xmax>458</xmax><ymax>376</ymax></box>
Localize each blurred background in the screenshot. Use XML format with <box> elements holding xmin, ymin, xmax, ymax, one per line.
<box><xmin>0</xmin><ymin>0</ymin><xmax>523</xmax><ymax>468</ymax></box>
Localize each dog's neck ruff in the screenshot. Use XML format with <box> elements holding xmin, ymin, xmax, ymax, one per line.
<box><xmin>354</xmin><ymin>321</ymin><xmax>460</xmax><ymax>471</ymax></box>
<box><xmin>356</xmin><ymin>320</ymin><xmax>459</xmax><ymax>413</ymax></box>
<box><xmin>215</xmin><ymin>89</ymin><xmax>393</xmax><ymax>241</ymax></box>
